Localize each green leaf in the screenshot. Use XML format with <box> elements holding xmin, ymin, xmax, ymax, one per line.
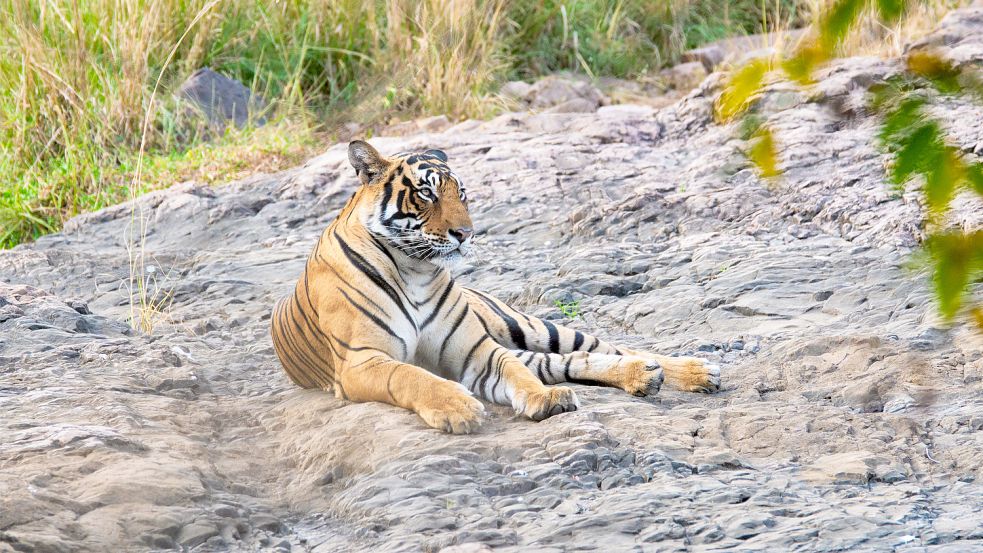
<box><xmin>923</xmin><ymin>146</ymin><xmax>965</xmax><ymax>215</ymax></box>
<box><xmin>926</xmin><ymin>230</ymin><xmax>983</xmax><ymax>320</ymax></box>
<box><xmin>738</xmin><ymin>113</ymin><xmax>765</xmax><ymax>141</ymax></box>
<box><xmin>907</xmin><ymin>51</ymin><xmax>962</xmax><ymax>94</ymax></box>
<box><xmin>874</xmin><ymin>0</ymin><xmax>906</xmax><ymax>23</ymax></box>
<box><xmin>748</xmin><ymin>124</ymin><xmax>781</xmax><ymax>178</ymax></box>
<box><xmin>819</xmin><ymin>0</ymin><xmax>867</xmax><ymax>52</ymax></box>
<box><xmin>878</xmin><ymin>96</ymin><xmax>926</xmax><ymax>148</ymax></box>
<box><xmin>890</xmin><ymin>121</ymin><xmax>939</xmax><ymax>184</ymax></box>
<box><xmin>782</xmin><ymin>42</ymin><xmax>827</xmax><ymax>84</ymax></box>
<box><xmin>967</xmin><ymin>162</ymin><xmax>983</xmax><ymax>195</ymax></box>
<box><xmin>973</xmin><ymin>307</ymin><xmax>983</xmax><ymax>331</ymax></box>
<box><xmin>715</xmin><ymin>57</ymin><xmax>772</xmax><ymax>122</ymax></box>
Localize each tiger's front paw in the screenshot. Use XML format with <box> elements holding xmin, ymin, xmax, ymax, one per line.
<box><xmin>513</xmin><ymin>386</ymin><xmax>579</xmax><ymax>421</ymax></box>
<box><xmin>617</xmin><ymin>358</ymin><xmax>664</xmax><ymax>397</ymax></box>
<box><xmin>417</xmin><ymin>383</ymin><xmax>485</xmax><ymax>434</ymax></box>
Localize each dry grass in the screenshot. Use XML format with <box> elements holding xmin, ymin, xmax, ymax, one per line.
<box><xmin>789</xmin><ymin>0</ymin><xmax>969</xmax><ymax>57</ymax></box>
<box><xmin>0</xmin><ymin>0</ymin><xmax>965</xmax><ymax>253</ymax></box>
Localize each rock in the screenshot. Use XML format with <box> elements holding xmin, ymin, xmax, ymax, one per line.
<box><xmin>386</xmin><ymin>115</ymin><xmax>453</xmax><ymax>136</ymax></box>
<box><xmin>3</xmin><ymin>7</ymin><xmax>983</xmax><ymax>552</ymax></box>
<box><xmin>803</xmin><ymin>452</ymin><xmax>900</xmax><ymax>484</ymax></box>
<box><xmin>681</xmin><ymin>29</ymin><xmax>809</xmax><ymax>71</ymax></box>
<box><xmin>500</xmin><ymin>80</ymin><xmax>533</xmax><ymax>101</ymax></box>
<box><xmin>438</xmin><ymin>543</ymin><xmax>494</xmax><ymax>553</ymax></box>
<box><xmin>250</xmin><ymin>513</ymin><xmax>284</xmax><ymax>533</ymax></box>
<box><xmin>176</xmin><ymin>67</ymin><xmax>267</xmax><ymax>130</ymax></box>
<box><xmin>727</xmin><ymin>514</ymin><xmax>775</xmax><ymax>539</ymax></box>
<box><xmin>177</xmin><ymin>523</ymin><xmax>219</xmax><ymax>548</ymax></box>
<box><xmin>545</xmin><ymin>98</ymin><xmax>598</xmax><ymax>113</ymax></box>
<box><xmin>905</xmin><ymin>7</ymin><xmax>983</xmax><ymax>67</ymax></box>
<box><xmin>659</xmin><ymin>61</ymin><xmax>708</xmax><ymax>91</ymax></box>
<box><xmin>682</xmin><ymin>46</ymin><xmax>726</xmax><ymax>72</ymax></box>
<box><xmin>883</xmin><ymin>393</ymin><xmax>916</xmax><ymax>413</ymax></box>
<box><xmin>509</xmin><ymin>74</ymin><xmax>606</xmax><ymax>111</ymax></box>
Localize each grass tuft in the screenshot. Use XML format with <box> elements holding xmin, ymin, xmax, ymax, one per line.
<box><xmin>0</xmin><ymin>0</ymin><xmax>861</xmax><ymax>249</ymax></box>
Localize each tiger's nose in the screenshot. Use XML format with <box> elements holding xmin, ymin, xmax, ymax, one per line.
<box><xmin>448</xmin><ymin>227</ymin><xmax>473</xmax><ymax>244</ymax></box>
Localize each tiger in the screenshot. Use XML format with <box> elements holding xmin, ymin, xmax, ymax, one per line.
<box><xmin>270</xmin><ymin>140</ymin><xmax>721</xmax><ymax>433</ymax></box>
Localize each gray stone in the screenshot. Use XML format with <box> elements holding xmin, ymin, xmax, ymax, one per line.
<box><xmin>250</xmin><ymin>514</ymin><xmax>283</xmax><ymax>533</ymax></box>
<box><xmin>3</xmin><ymin>8</ymin><xmax>983</xmax><ymax>553</ymax></box>
<box><xmin>176</xmin><ymin>67</ymin><xmax>267</xmax><ymax>129</ymax></box>
<box><xmin>499</xmin><ymin>81</ymin><xmax>532</xmax><ymax>101</ymax></box>
<box><xmin>177</xmin><ymin>523</ymin><xmax>219</xmax><ymax>548</ymax></box>
<box><xmin>659</xmin><ymin>61</ymin><xmax>708</xmax><ymax>91</ymax></box>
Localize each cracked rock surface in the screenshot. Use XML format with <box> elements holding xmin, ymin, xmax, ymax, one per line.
<box><xmin>3</xmin><ymin>9</ymin><xmax>983</xmax><ymax>553</ymax></box>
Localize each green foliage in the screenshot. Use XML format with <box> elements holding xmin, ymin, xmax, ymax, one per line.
<box><xmin>504</xmin><ymin>0</ymin><xmax>806</xmax><ymax>80</ymax></box>
<box><xmin>874</xmin><ymin>0</ymin><xmax>908</xmax><ymax>22</ymax></box>
<box><xmin>747</xmin><ymin>125</ymin><xmax>781</xmax><ymax>178</ymax></box>
<box><xmin>818</xmin><ymin>0</ymin><xmax>866</xmax><ymax>51</ymax></box>
<box><xmin>715</xmin><ymin>0</ymin><xmax>983</xmax><ymax>327</ymax></box>
<box><xmin>554</xmin><ymin>299</ymin><xmax>582</xmax><ymax>319</ymax></box>
<box><xmin>926</xmin><ymin>231</ymin><xmax>983</xmax><ymax>319</ymax></box>
<box><xmin>1</xmin><ymin>0</ymin><xmax>814</xmax><ymax>249</ymax></box>
<box><xmin>714</xmin><ymin>58</ymin><xmax>773</xmax><ymax>122</ymax></box>
<box><xmin>906</xmin><ymin>50</ymin><xmax>983</xmax><ymax>100</ymax></box>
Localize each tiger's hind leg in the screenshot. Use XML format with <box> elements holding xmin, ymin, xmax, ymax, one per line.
<box><xmin>463</xmin><ymin>288</ymin><xmax>721</xmax><ymax>394</ymax></box>
<box><xmin>515</xmin><ymin>351</ymin><xmax>664</xmax><ymax>397</ymax></box>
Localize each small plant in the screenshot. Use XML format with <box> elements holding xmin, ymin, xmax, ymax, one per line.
<box><xmin>554</xmin><ymin>299</ymin><xmax>582</xmax><ymax>319</ymax></box>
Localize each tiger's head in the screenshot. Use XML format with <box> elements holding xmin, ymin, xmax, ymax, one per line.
<box><xmin>348</xmin><ymin>140</ymin><xmax>473</xmax><ymax>264</ymax></box>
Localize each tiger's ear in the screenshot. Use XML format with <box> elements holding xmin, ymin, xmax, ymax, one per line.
<box><xmin>348</xmin><ymin>140</ymin><xmax>390</xmax><ymax>185</ymax></box>
<box><xmin>425</xmin><ymin>149</ymin><xmax>448</xmax><ymax>162</ymax></box>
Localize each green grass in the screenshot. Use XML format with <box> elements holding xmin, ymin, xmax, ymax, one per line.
<box><xmin>505</xmin><ymin>0</ymin><xmax>807</xmax><ymax>79</ymax></box>
<box><xmin>1</xmin><ymin>0</ymin><xmax>811</xmax><ymax>249</ymax></box>
<box><xmin>554</xmin><ymin>299</ymin><xmax>582</xmax><ymax>319</ymax></box>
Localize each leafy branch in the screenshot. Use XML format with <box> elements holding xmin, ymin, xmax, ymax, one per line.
<box><xmin>713</xmin><ymin>0</ymin><xmax>983</xmax><ymax>328</ymax></box>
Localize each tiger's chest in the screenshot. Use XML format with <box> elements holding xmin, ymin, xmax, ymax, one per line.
<box><xmin>394</xmin><ymin>271</ymin><xmax>457</xmax><ymax>377</ymax></box>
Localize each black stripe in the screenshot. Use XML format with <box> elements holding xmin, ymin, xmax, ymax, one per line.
<box><xmin>284</xmin><ymin>308</ymin><xmax>338</xmax><ymax>383</ymax></box>
<box><xmin>326</xmin><ymin>262</ymin><xmax>388</xmax><ymax>315</ymax></box>
<box><xmin>385</xmin><ymin>362</ymin><xmax>401</xmax><ymax>402</ymax></box>
<box><xmin>439</xmin><ymin>305</ymin><xmax>471</xmax><ymax>362</ymax></box>
<box><xmin>563</xmin><ymin>355</ymin><xmax>573</xmax><ymax>381</ymax></box>
<box><xmin>368</xmin><ymin>233</ymin><xmax>400</xmax><ymax>270</ymax></box>
<box><xmin>334</xmin><ymin>232</ymin><xmax>417</xmax><ymax>331</ymax></box>
<box><xmin>471</xmin><ymin>291</ymin><xmax>527</xmax><ymax>350</ymax></box>
<box><xmin>300</xmin><ymin>273</ymin><xmax>347</xmax><ymax>362</ymax></box>
<box><xmin>289</xmin><ymin>288</ymin><xmax>345</xmax><ymax>381</ymax></box>
<box><xmin>477</xmin><ymin>350</ymin><xmax>497</xmax><ymax>397</ymax></box>
<box><xmin>473</xmin><ymin>311</ymin><xmax>494</xmax><ymax>335</ymax></box>
<box><xmin>573</xmin><ymin>331</ymin><xmax>585</xmax><ymax>351</ymax></box>
<box><xmin>489</xmin><ymin>355</ymin><xmax>507</xmax><ymax>403</ymax></box>
<box><xmin>533</xmin><ymin>355</ymin><xmax>546</xmax><ymax>381</ymax></box>
<box><xmin>331</xmin><ymin>334</ymin><xmax>388</xmax><ymax>355</ymax></box>
<box><xmin>421</xmin><ymin>279</ymin><xmax>455</xmax><ymax>329</ymax></box>
<box><xmin>338</xmin><ymin>288</ymin><xmax>408</xmax><ymax>358</ymax></box>
<box><xmin>464</xmin><ymin>334</ymin><xmax>490</xmax><ymax>366</ymax></box>
<box><xmin>587</xmin><ymin>337</ymin><xmax>599</xmax><ymax>352</ymax></box>
<box><xmin>377</xmin><ymin>175</ymin><xmax>394</xmax><ymax>230</ymax></box>
<box><xmin>275</xmin><ymin>299</ymin><xmax>332</xmax><ymax>384</ymax></box>
<box><xmin>544</xmin><ymin>320</ymin><xmax>560</xmax><ymax>354</ymax></box>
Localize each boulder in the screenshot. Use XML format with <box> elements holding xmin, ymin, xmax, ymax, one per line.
<box><xmin>176</xmin><ymin>67</ymin><xmax>268</xmax><ymax>130</ymax></box>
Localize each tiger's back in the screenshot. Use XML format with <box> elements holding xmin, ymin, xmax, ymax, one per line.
<box><xmin>271</xmin><ymin>280</ymin><xmax>335</xmax><ymax>390</ymax></box>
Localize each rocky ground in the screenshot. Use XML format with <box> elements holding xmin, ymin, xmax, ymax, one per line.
<box><xmin>3</xmin><ymin>8</ymin><xmax>983</xmax><ymax>553</ymax></box>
